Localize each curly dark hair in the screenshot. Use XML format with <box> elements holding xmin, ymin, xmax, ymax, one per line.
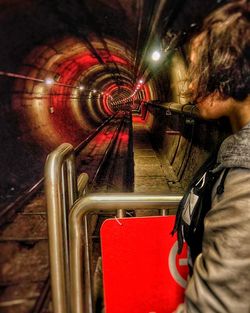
<box><xmin>189</xmin><ymin>0</ymin><xmax>250</xmax><ymax>103</ymax></box>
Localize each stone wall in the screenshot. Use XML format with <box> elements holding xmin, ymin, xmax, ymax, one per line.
<box><xmin>144</xmin><ymin>104</ymin><xmax>231</xmax><ymax>189</ymax></box>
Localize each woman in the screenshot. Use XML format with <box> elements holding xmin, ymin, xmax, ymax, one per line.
<box><xmin>173</xmin><ymin>1</ymin><xmax>250</xmax><ymax>312</ymax></box>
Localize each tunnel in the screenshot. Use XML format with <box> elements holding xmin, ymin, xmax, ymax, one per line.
<box><xmin>0</xmin><ymin>0</ymin><xmax>235</xmax><ymax>312</ymax></box>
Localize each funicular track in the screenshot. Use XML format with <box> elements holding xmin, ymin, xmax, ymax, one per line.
<box><xmin>0</xmin><ymin>111</ymin><xmax>133</xmax><ymax>313</ymax></box>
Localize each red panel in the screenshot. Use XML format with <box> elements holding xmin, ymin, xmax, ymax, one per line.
<box><xmin>100</xmin><ymin>216</ymin><xmax>188</xmax><ymax>313</ymax></box>
<box><xmin>132</xmin><ymin>115</ymin><xmax>145</xmax><ymax>124</ymax></box>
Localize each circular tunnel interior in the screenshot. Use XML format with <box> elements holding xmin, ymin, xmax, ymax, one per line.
<box><xmin>0</xmin><ymin>0</ymin><xmax>174</xmax><ymax>197</ymax></box>
<box><xmin>0</xmin><ymin>1</ymin><xmax>236</xmax><ymax>312</ymax></box>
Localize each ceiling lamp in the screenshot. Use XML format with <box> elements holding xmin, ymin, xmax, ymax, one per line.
<box><xmin>151</xmin><ymin>50</ymin><xmax>161</xmax><ymax>62</ymax></box>
<box><xmin>44</xmin><ymin>77</ymin><xmax>54</xmax><ymax>85</ymax></box>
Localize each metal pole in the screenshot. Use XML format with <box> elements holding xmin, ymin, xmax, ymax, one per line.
<box><xmin>77</xmin><ymin>173</ymin><xmax>89</xmax><ymax>196</ymax></box>
<box><xmin>117</xmin><ymin>209</ymin><xmax>125</xmax><ymax>218</ymax></box>
<box><xmin>45</xmin><ymin>143</ymin><xmax>76</xmax><ymax>313</ymax></box>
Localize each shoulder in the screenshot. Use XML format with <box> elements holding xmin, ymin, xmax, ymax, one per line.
<box><xmin>217</xmin><ymin>122</ymin><xmax>250</xmax><ymax>169</ymax></box>
<box><xmin>183</xmin><ymin>168</ymin><xmax>250</xmax><ymax>312</ymax></box>
<box><xmin>206</xmin><ymin>167</ymin><xmax>250</xmax><ymax>246</ymax></box>
<box><xmin>212</xmin><ymin>167</ymin><xmax>250</xmax><ymax>203</ymax></box>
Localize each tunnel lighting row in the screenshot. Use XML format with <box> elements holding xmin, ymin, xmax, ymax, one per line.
<box><xmin>0</xmin><ymin>70</ymin><xmax>134</xmax><ymax>103</ymax></box>
<box><xmin>0</xmin><ymin>71</ymin><xmax>105</xmax><ymax>96</ymax></box>
<box><xmin>44</xmin><ymin>78</ymin><xmax>113</xmax><ymax>98</ymax></box>
<box><xmin>117</xmin><ymin>78</ymin><xmax>144</xmax><ymax>103</ymax></box>
<box><xmin>44</xmin><ymin>77</ymin><xmax>83</xmax><ymax>90</ymax></box>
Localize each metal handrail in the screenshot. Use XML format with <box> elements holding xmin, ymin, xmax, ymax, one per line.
<box><xmin>69</xmin><ymin>193</ymin><xmax>182</xmax><ymax>313</ymax></box>
<box><xmin>78</xmin><ymin>173</ymin><xmax>89</xmax><ymax>197</ymax></box>
<box><xmin>44</xmin><ymin>115</ymin><xmax>123</xmax><ymax>313</ymax></box>
<box><xmin>45</xmin><ymin>143</ymin><xmax>82</xmax><ymax>313</ymax></box>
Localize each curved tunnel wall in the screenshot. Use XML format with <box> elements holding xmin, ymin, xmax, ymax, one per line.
<box><xmin>12</xmin><ymin>36</ymin><xmax>135</xmax><ymax>151</ymax></box>
<box><xmin>0</xmin><ymin>33</ymin><xmax>137</xmax><ymax>196</ymax></box>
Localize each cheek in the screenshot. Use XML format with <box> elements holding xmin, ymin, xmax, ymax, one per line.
<box><xmin>197</xmin><ymin>101</ymin><xmax>226</xmax><ymax>120</ymax></box>
<box><xmin>197</xmin><ymin>98</ymin><xmax>210</xmax><ymax>110</ymax></box>
<box><xmin>196</xmin><ymin>103</ymin><xmax>210</xmax><ymax>119</ymax></box>
<box><xmin>196</xmin><ymin>99</ymin><xmax>217</xmax><ymax>119</ymax></box>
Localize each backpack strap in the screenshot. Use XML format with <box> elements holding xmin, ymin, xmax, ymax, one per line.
<box><xmin>216</xmin><ymin>168</ymin><xmax>230</xmax><ymax>195</ymax></box>
<box><xmin>171</xmin><ymin>152</ymin><xmax>219</xmax><ymax>254</ymax></box>
<box><xmin>172</xmin><ymin>164</ymin><xmax>230</xmax><ymax>263</ymax></box>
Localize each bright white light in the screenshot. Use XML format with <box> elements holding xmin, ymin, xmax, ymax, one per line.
<box><xmin>139</xmin><ymin>79</ymin><xmax>144</xmax><ymax>84</ymax></box>
<box><xmin>45</xmin><ymin>77</ymin><xmax>54</xmax><ymax>85</ymax></box>
<box><xmin>79</xmin><ymin>85</ymin><xmax>84</xmax><ymax>90</ymax></box>
<box><xmin>93</xmin><ymin>89</ymin><xmax>97</xmax><ymax>93</ymax></box>
<box><xmin>151</xmin><ymin>50</ymin><xmax>161</xmax><ymax>61</ymax></box>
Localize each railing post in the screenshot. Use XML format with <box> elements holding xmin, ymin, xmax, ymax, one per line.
<box><xmin>45</xmin><ymin>143</ymin><xmax>77</xmax><ymax>313</ymax></box>
<box><xmin>77</xmin><ymin>173</ymin><xmax>89</xmax><ymax>197</ymax></box>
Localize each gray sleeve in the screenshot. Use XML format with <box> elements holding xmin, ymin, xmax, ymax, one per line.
<box><xmin>174</xmin><ymin>168</ymin><xmax>250</xmax><ymax>313</ymax></box>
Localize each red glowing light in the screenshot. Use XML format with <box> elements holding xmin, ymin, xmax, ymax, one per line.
<box><xmin>46</xmin><ymin>49</ymin><xmax>134</xmax><ymax>144</ymax></box>
<box><xmin>132</xmin><ymin>116</ymin><xmax>145</xmax><ymax>124</ymax></box>
<box><xmin>108</xmin><ymin>55</ymin><xmax>128</xmax><ymax>65</ymax></box>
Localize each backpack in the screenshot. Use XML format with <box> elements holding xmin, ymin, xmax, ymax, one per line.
<box><xmin>172</xmin><ymin>152</ymin><xmax>230</xmax><ymax>269</ymax></box>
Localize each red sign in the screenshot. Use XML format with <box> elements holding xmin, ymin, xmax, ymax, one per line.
<box><xmin>101</xmin><ymin>216</ymin><xmax>188</xmax><ymax>313</ymax></box>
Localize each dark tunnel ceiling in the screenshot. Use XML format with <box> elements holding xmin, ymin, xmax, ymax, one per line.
<box><xmin>0</xmin><ymin>0</ymin><xmax>226</xmax><ymax>72</ymax></box>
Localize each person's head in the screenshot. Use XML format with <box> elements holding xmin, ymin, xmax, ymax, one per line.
<box><xmin>189</xmin><ymin>0</ymin><xmax>250</xmax><ymax>105</ymax></box>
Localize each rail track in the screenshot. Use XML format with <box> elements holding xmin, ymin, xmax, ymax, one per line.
<box><xmin>0</xmin><ymin>111</ymin><xmax>133</xmax><ymax>313</ymax></box>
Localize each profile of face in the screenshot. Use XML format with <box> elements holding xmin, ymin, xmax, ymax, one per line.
<box><xmin>187</xmin><ymin>0</ymin><xmax>250</xmax><ymax>132</ymax></box>
<box><xmin>195</xmin><ymin>93</ymin><xmax>233</xmax><ymax>120</ymax></box>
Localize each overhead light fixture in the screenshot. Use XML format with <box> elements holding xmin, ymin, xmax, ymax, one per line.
<box><xmin>151</xmin><ymin>50</ymin><xmax>161</xmax><ymax>62</ymax></box>
<box><xmin>44</xmin><ymin>77</ymin><xmax>54</xmax><ymax>85</ymax></box>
